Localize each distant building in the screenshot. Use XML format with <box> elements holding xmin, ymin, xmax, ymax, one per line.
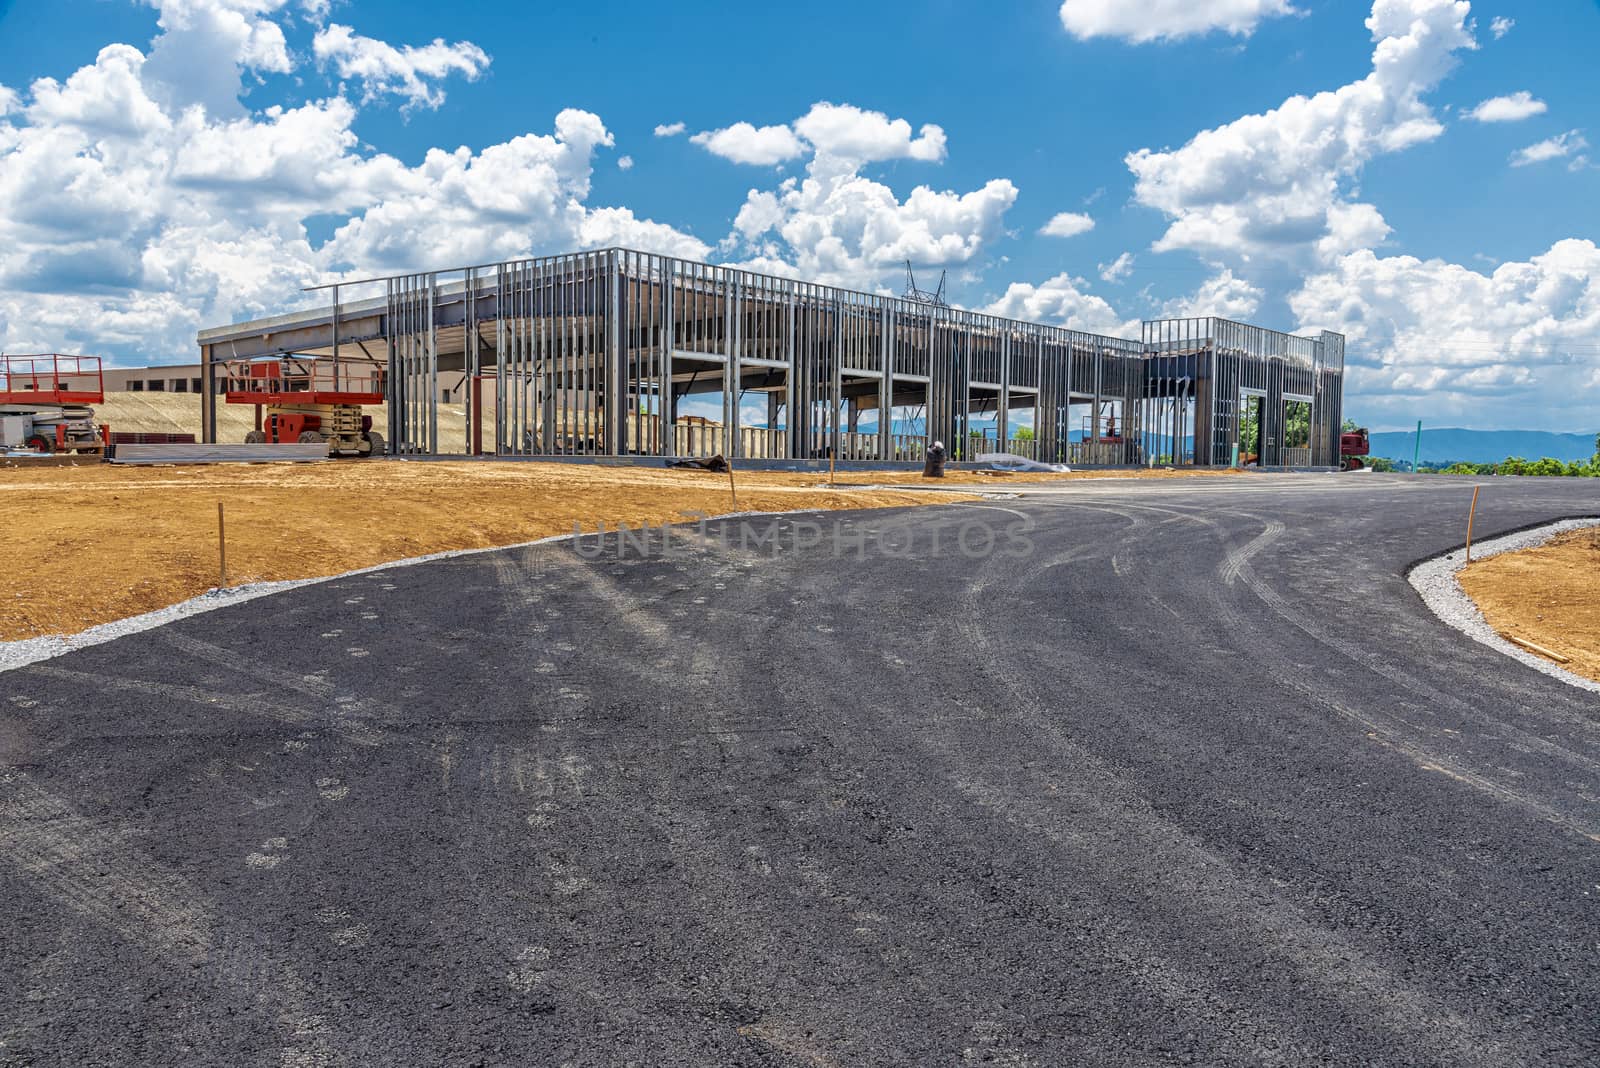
<box><xmin>99</xmin><ymin>361</ymin><xmax>481</xmax><ymax>406</ymax></box>
<box><xmin>102</xmin><ymin>363</ymin><xmax>213</xmax><ymax>395</ymax></box>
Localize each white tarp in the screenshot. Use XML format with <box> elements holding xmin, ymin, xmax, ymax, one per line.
<box><xmin>110</xmin><ymin>443</ymin><xmax>329</xmax><ymax>465</ymax></box>
<box><xmin>974</xmin><ymin>452</ymin><xmax>1070</xmax><ymax>474</ymax></box>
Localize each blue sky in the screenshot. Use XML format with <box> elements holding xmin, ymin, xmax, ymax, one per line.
<box><xmin>0</xmin><ymin>0</ymin><xmax>1595</xmax><ymax>431</ymax></box>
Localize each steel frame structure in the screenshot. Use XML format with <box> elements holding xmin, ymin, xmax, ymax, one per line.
<box><xmin>197</xmin><ymin>248</ymin><xmax>1346</xmax><ymax>467</ymax></box>
<box><xmin>1141</xmin><ymin>317</ymin><xmax>1345</xmax><ymax>468</ymax></box>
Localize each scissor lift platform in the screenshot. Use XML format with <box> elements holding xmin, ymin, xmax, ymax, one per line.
<box><xmin>224</xmin><ymin>355</ymin><xmax>386</xmax><ymax>457</ymax></box>
<box><xmin>0</xmin><ymin>354</ymin><xmax>107</xmax><ymax>454</ymax></box>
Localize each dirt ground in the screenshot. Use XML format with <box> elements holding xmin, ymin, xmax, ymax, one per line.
<box><xmin>0</xmin><ymin>458</ymin><xmax>1224</xmax><ymax>641</ymax></box>
<box><xmin>1459</xmin><ymin>527</ymin><xmax>1600</xmax><ymax>684</ymax></box>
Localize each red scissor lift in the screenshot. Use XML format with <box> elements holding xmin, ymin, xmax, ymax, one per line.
<box><xmin>0</xmin><ymin>354</ymin><xmax>108</xmax><ymax>454</ymax></box>
<box><xmin>223</xmin><ymin>354</ymin><xmax>386</xmax><ymax>457</ymax></box>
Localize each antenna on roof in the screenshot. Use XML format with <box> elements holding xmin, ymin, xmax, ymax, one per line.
<box><xmin>903</xmin><ymin>260</ymin><xmax>948</xmax><ymax>307</ymax></box>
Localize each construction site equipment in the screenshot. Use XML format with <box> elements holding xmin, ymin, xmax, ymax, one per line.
<box><xmin>223</xmin><ymin>354</ymin><xmax>385</xmax><ymax>458</ymax></box>
<box><xmin>0</xmin><ymin>354</ymin><xmax>108</xmax><ymax>455</ymax></box>
<box><xmin>903</xmin><ymin>260</ymin><xmax>948</xmax><ymax>306</ymax></box>
<box><xmin>1340</xmin><ymin>427</ymin><xmax>1370</xmax><ymax>471</ymax></box>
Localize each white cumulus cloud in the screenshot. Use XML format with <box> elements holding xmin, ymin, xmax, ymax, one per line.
<box><xmin>1098</xmin><ymin>252</ymin><xmax>1134</xmax><ymax>283</ymax></box>
<box><xmin>728</xmin><ymin>175</ymin><xmax>1018</xmax><ymax>290</ymax></box>
<box><xmin>1466</xmin><ymin>91</ymin><xmax>1546</xmax><ymax>123</ymax></box>
<box><xmin>1510</xmin><ymin>130</ymin><xmax>1589</xmax><ymax>169</ymax></box>
<box><xmin>139</xmin><ymin>0</ymin><xmax>293</xmax><ymax>116</ymax></box>
<box><xmin>984</xmin><ymin>273</ymin><xmax>1138</xmax><ymax>337</ymax></box>
<box><xmin>1161</xmin><ymin>269</ymin><xmax>1264</xmax><ymax>320</ymax></box>
<box><xmin>689</xmin><ymin>122</ymin><xmax>805</xmax><ymax>166</ymax></box>
<box><xmin>1039</xmin><ymin>211</ymin><xmax>1095</xmax><ymax>238</ymax></box>
<box><xmin>1125</xmin><ymin>0</ymin><xmax>1476</xmax><ymax>268</ymax></box>
<box><xmin>791</xmin><ymin>102</ymin><xmax>946</xmax><ymax>173</ymax></box>
<box><xmin>1011</xmin><ymin>0</ymin><xmax>1600</xmax><ymax>431</ymax></box>
<box><xmin>711</xmin><ymin>103</ymin><xmax>1006</xmax><ymax>290</ymax></box>
<box><xmin>1489</xmin><ymin>16</ymin><xmax>1513</xmax><ymax>39</ymax></box>
<box><xmin>653</xmin><ymin>121</ymin><xmax>685</xmax><ymax>137</ymax></box>
<box><xmin>1059</xmin><ymin>0</ymin><xmax>1298</xmax><ymax>43</ymax></box>
<box><xmin>690</xmin><ymin>103</ymin><xmax>947</xmax><ymax>175</ymax></box>
<box><xmin>312</xmin><ymin>23</ymin><xmax>489</xmax><ymax>111</ymax></box>
<box><xmin>0</xmin><ymin>9</ymin><xmax>703</xmax><ymax>362</ymax></box>
<box><xmin>1292</xmin><ymin>240</ymin><xmax>1600</xmax><ymax>428</ymax></box>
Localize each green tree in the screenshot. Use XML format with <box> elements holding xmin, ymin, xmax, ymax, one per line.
<box><xmin>1239</xmin><ymin>401</ymin><xmax>1260</xmax><ymax>458</ymax></box>
<box><xmin>1012</xmin><ymin>425</ymin><xmax>1036</xmax><ymax>441</ymax></box>
<box><xmin>1528</xmin><ymin>457</ymin><xmax>1565</xmax><ymax>477</ymax></box>
<box><xmin>1284</xmin><ymin>401</ymin><xmax>1311</xmax><ymax>449</ymax></box>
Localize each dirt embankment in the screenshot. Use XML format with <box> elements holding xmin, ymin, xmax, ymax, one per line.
<box><xmin>1458</xmin><ymin>526</ymin><xmax>1600</xmax><ymax>684</ymax></box>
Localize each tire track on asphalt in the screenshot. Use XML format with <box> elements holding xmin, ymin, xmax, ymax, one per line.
<box><xmin>553</xmin><ymin>526</ymin><xmax>1138</xmax><ymax>1064</ymax></box>
<box><xmin>1043</xmin><ymin>495</ymin><xmax>1600</xmax><ymax>843</ymax></box>
<box><xmin>27</xmin><ymin>665</ymin><xmax>386</xmax><ymax>747</ymax></box>
<box><xmin>0</xmin><ymin>769</ymin><xmax>348</xmax><ymax>1066</ymax></box>
<box><xmin>728</xmin><ymin>541</ymin><xmax>1409</xmax><ymax>1064</ymax></box>
<box><xmin>1189</xmin><ymin>502</ymin><xmax>1600</xmax><ymax>828</ymax></box>
<box><xmin>437</xmin><ymin>541</ymin><xmax>812</xmax><ymax>1060</ymax></box>
<box><xmin>945</xmin><ymin>501</ymin><xmax>1558</xmax><ymax>1066</ymax></box>
<box><xmin>158</xmin><ymin>630</ymin><xmax>410</xmax><ymax>731</ymax></box>
<box><xmin>1218</xmin><ymin>518</ymin><xmax>1286</xmax><ymax>585</ymax></box>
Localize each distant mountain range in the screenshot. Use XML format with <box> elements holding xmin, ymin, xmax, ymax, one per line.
<box><xmin>1367</xmin><ymin>428</ymin><xmax>1598</xmax><ymax>464</ymax></box>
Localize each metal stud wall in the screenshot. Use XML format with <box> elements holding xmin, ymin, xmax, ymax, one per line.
<box><xmin>1142</xmin><ymin>317</ymin><xmax>1344</xmax><ymax>467</ymax></box>
<box><xmin>385</xmin><ymin>272</ymin><xmax>437</xmax><ymax>455</ymax></box>
<box><xmin>346</xmin><ymin>250</ymin><xmax>1346</xmax><ymax>467</ymax></box>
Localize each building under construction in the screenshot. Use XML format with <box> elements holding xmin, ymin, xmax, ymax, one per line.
<box><xmin>197</xmin><ymin>248</ymin><xmax>1346</xmax><ymax>467</ymax></box>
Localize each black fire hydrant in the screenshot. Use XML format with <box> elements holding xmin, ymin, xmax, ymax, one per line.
<box><xmin>923</xmin><ymin>440</ymin><xmax>947</xmax><ymax>478</ymax></box>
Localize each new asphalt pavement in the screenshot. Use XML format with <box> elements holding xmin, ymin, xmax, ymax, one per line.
<box><xmin>3</xmin><ymin>473</ymin><xmax>1598</xmax><ymax>1066</ymax></box>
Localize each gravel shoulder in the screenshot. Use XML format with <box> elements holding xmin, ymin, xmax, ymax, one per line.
<box><xmin>1441</xmin><ymin>520</ymin><xmax>1600</xmax><ymax>688</ymax></box>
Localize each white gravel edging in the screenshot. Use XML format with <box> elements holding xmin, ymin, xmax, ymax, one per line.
<box><xmin>0</xmin><ymin>530</ymin><xmax>576</xmax><ymax>675</ymax></box>
<box><xmin>1409</xmin><ymin>517</ymin><xmax>1600</xmax><ymax>695</ymax></box>
<box><xmin>0</xmin><ymin>506</ymin><xmax>838</xmax><ymax>675</ymax></box>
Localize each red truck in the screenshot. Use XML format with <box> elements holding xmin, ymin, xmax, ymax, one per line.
<box><xmin>1340</xmin><ymin>427</ymin><xmax>1370</xmax><ymax>471</ymax></box>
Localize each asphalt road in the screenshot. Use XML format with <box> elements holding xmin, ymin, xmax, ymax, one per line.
<box><xmin>3</xmin><ymin>473</ymin><xmax>1599</xmax><ymax>1067</ymax></box>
